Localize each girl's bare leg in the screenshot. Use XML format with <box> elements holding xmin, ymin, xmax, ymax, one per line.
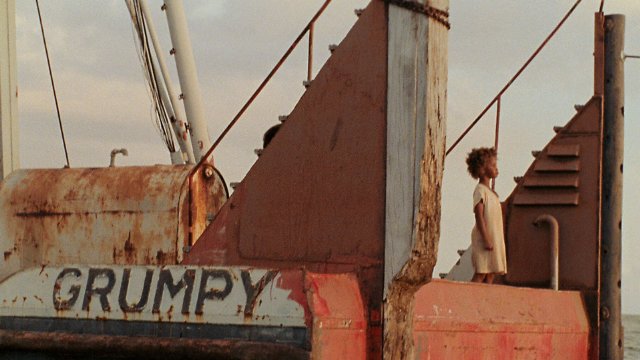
<box><xmin>471</xmin><ymin>273</ymin><xmax>486</xmax><ymax>283</ymax></box>
<box><xmin>484</xmin><ymin>273</ymin><xmax>495</xmax><ymax>284</ymax></box>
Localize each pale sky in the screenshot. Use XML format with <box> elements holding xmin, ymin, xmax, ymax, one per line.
<box><xmin>13</xmin><ymin>0</ymin><xmax>640</xmax><ymax>314</ymax></box>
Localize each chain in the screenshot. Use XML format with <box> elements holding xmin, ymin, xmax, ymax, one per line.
<box><xmin>385</xmin><ymin>0</ymin><xmax>450</xmax><ymax>30</ymax></box>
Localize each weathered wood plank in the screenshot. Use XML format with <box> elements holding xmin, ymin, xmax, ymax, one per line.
<box><xmin>384</xmin><ymin>0</ymin><xmax>449</xmax><ymax>358</ymax></box>
<box><xmin>384</xmin><ymin>3</ymin><xmax>423</xmax><ymax>293</ymax></box>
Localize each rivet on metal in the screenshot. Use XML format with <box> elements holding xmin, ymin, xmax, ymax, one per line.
<box><xmin>202</xmin><ymin>165</ymin><xmax>215</xmax><ymax>179</ymax></box>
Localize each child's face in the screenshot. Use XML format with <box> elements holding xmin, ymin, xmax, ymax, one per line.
<box><xmin>483</xmin><ymin>156</ymin><xmax>499</xmax><ymax>179</ymax></box>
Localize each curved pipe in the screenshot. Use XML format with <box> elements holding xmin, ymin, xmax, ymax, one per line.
<box><xmin>534</xmin><ymin>214</ymin><xmax>560</xmax><ymax>290</ymax></box>
<box><xmin>109</xmin><ymin>148</ymin><xmax>128</xmax><ymax>167</ymax></box>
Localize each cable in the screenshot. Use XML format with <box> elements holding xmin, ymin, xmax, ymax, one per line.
<box><xmin>35</xmin><ymin>0</ymin><xmax>70</xmax><ymax>167</ymax></box>
<box><xmin>130</xmin><ymin>0</ymin><xmax>176</xmax><ymax>153</ymax></box>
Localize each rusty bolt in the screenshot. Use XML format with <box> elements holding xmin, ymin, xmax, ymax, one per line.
<box><xmin>170</xmin><ymin>48</ymin><xmax>176</xmax><ymax>55</ymax></box>
<box><xmin>202</xmin><ymin>165</ymin><xmax>215</xmax><ymax>179</ymax></box>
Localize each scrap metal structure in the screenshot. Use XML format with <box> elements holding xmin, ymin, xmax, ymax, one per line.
<box><xmin>0</xmin><ymin>0</ymin><xmax>626</xmax><ymax>359</ymax></box>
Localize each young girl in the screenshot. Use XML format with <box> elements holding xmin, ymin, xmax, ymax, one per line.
<box><xmin>466</xmin><ymin>147</ymin><xmax>507</xmax><ymax>284</ymax></box>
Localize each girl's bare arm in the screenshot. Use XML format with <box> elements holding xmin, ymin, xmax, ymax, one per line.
<box><xmin>474</xmin><ymin>201</ymin><xmax>494</xmax><ymax>250</ymax></box>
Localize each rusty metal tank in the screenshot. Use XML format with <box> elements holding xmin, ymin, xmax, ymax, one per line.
<box><xmin>0</xmin><ymin>165</ymin><xmax>227</xmax><ymax>281</ymax></box>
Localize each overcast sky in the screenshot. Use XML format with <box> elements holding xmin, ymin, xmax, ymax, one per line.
<box><xmin>13</xmin><ymin>0</ymin><xmax>640</xmax><ymax>314</ymax></box>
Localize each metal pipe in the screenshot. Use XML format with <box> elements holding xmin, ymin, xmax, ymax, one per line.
<box><xmin>0</xmin><ymin>0</ymin><xmax>19</xmax><ymax>178</ymax></box>
<box><xmin>139</xmin><ymin>0</ymin><xmax>195</xmax><ymax>164</ymax></box>
<box><xmin>308</xmin><ymin>22</ymin><xmax>314</xmax><ymax>81</ymax></box>
<box><xmin>492</xmin><ymin>96</ymin><xmax>501</xmax><ymax>190</ymax></box>
<box><xmin>109</xmin><ymin>148</ymin><xmax>128</xmax><ymax>167</ymax></box>
<box><xmin>534</xmin><ymin>214</ymin><xmax>560</xmax><ymax>291</ymax></box>
<box><xmin>164</xmin><ymin>0</ymin><xmax>211</xmax><ymax>162</ymax></box>
<box><xmin>600</xmin><ymin>14</ymin><xmax>624</xmax><ymax>360</ymax></box>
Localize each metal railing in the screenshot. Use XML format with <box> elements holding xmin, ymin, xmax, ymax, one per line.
<box><xmin>185</xmin><ymin>0</ymin><xmax>334</xmax><ymax>248</ymax></box>
<box><xmin>445</xmin><ymin>0</ymin><xmax>583</xmax><ymax>158</ymax></box>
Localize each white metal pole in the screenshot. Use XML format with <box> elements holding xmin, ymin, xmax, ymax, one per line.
<box><xmin>0</xmin><ymin>0</ymin><xmax>19</xmax><ymax>178</ymax></box>
<box><xmin>163</xmin><ymin>0</ymin><xmax>211</xmax><ymax>162</ymax></box>
<box><xmin>125</xmin><ymin>0</ymin><xmax>184</xmax><ymax>164</ymax></box>
<box><xmin>139</xmin><ymin>0</ymin><xmax>194</xmax><ymax>164</ymax></box>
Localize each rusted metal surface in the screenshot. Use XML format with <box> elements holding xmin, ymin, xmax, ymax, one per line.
<box><xmin>306</xmin><ymin>273</ymin><xmax>366</xmax><ymax>360</ymax></box>
<box><xmin>503</xmin><ymin>96</ymin><xmax>602</xmax><ymax>290</ymax></box>
<box><xmin>600</xmin><ymin>14</ymin><xmax>625</xmax><ymax>359</ymax></box>
<box><xmin>183</xmin><ymin>0</ymin><xmax>333</xmax><ymax>255</ymax></box>
<box><xmin>186</xmin><ymin>0</ymin><xmax>386</xmax><ymax>277</ymax></box>
<box><xmin>185</xmin><ymin>2</ymin><xmax>387</xmax><ymax>355</ymax></box>
<box><xmin>0</xmin><ymin>165</ymin><xmax>226</xmax><ymax>281</ymax></box>
<box><xmin>0</xmin><ymin>267</ymin><xmax>365</xmax><ymax>359</ymax></box>
<box><xmin>0</xmin><ymin>266</ymin><xmax>307</xmax><ymax>328</ymax></box>
<box><xmin>412</xmin><ymin>280</ymin><xmax>589</xmax><ymax>359</ymax></box>
<box><xmin>0</xmin><ymin>266</ymin><xmax>310</xmax><ymax>358</ymax></box>
<box><xmin>0</xmin><ymin>331</ymin><xmax>309</xmax><ymax>360</ymax></box>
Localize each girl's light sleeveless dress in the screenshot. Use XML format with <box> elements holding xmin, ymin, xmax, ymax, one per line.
<box><xmin>471</xmin><ymin>183</ymin><xmax>507</xmax><ymax>274</ymax></box>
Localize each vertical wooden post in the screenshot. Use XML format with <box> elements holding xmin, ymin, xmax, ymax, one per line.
<box><xmin>383</xmin><ymin>0</ymin><xmax>449</xmax><ymax>358</ymax></box>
